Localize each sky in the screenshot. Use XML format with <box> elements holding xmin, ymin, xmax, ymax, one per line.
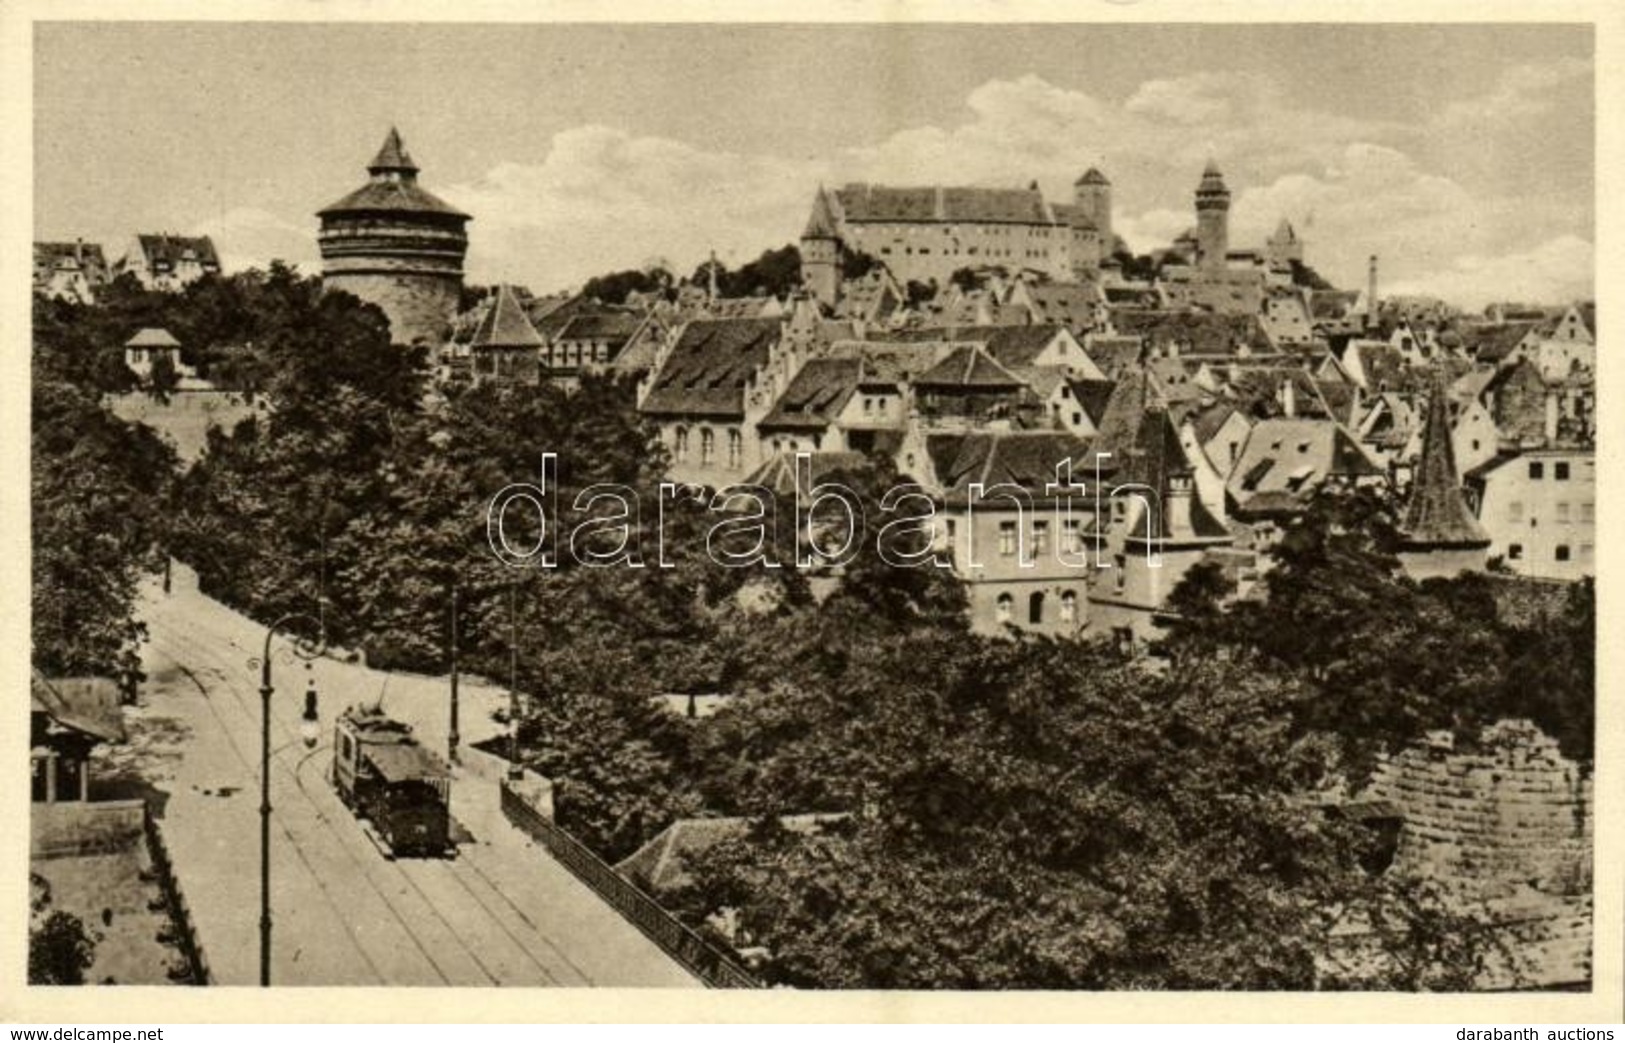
<box><xmin>34</xmin><ymin>22</ymin><xmax>1594</xmax><ymax>308</ymax></box>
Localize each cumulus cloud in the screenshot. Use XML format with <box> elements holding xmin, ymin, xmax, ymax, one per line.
<box><xmin>432</xmin><ymin>67</ymin><xmax>1590</xmax><ymax>308</ymax></box>
<box><xmin>191</xmin><ymin>207</ymin><xmax>319</xmax><ymax>275</ymax></box>
<box><xmin>1384</xmin><ymin>236</ymin><xmax>1593</xmax><ymax>311</ymax></box>
<box><xmin>441</xmin><ymin>125</ymin><xmax>814</xmax><ymax>291</ymax></box>
<box><xmin>1432</xmin><ymin>57</ymin><xmax>1591</xmax><ymax>129</ymax></box>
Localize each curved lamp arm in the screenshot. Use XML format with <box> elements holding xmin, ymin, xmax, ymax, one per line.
<box><xmin>248</xmin><ymin>612</ymin><xmax>327</xmax><ymax>690</ymax></box>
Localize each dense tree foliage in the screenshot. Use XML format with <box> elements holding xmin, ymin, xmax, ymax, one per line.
<box><xmin>582</xmin><ymin>266</ymin><xmax>674</xmax><ymax>306</ymax></box>
<box><xmin>1289</xmin><ymin>259</ymin><xmax>1336</xmax><ymax>291</ymax></box>
<box><xmin>32</xmin><ymin>380</ymin><xmax>176</xmax><ymax>683</ymax></box>
<box><xmin>37</xmin><ymin>268</ymin><xmax>1590</xmax><ymax>990</ymax></box>
<box><xmin>690</xmin><ymin>244</ymin><xmax>802</xmax><ymax>300</ymax></box>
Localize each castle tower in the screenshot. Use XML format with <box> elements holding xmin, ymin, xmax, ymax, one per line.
<box><xmin>798</xmin><ymin>186</ymin><xmax>841</xmax><ymax>309</ymax></box>
<box><xmin>1194</xmin><ymin>160</ymin><xmax>1231</xmax><ymax>272</ymax></box>
<box><xmin>318</xmin><ymin>128</ymin><xmax>470</xmax><ymax>347</ymax></box>
<box><xmin>1074</xmin><ymin>167</ymin><xmax>1113</xmax><ymax>249</ymax></box>
<box><xmin>1266</xmin><ymin>218</ymin><xmax>1302</xmax><ymax>268</ymax></box>
<box><xmin>1396</xmin><ymin>382</ymin><xmax>1491</xmax><ymax>580</ymax></box>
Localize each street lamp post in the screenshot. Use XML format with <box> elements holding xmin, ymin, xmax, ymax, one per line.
<box><xmin>448</xmin><ymin>587</ymin><xmax>460</xmax><ymax>764</ymax></box>
<box><xmin>252</xmin><ymin>612</ymin><xmax>326</xmax><ymax>987</ymax></box>
<box><xmin>507</xmin><ymin>578</ymin><xmax>522</xmax><ymax>780</ymax></box>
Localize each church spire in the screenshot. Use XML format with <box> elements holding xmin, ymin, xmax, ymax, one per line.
<box><xmin>1400</xmin><ymin>382</ymin><xmax>1490</xmax><ymax>549</ymax></box>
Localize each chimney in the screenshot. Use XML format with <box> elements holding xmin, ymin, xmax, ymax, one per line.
<box><xmin>1282</xmin><ymin>376</ymin><xmax>1297</xmax><ymax>418</ymax></box>
<box><xmin>707</xmin><ymin>250</ymin><xmax>718</xmax><ymax>303</ymax></box>
<box><xmin>1367</xmin><ymin>255</ymin><xmax>1379</xmax><ymax>329</ymax></box>
<box><xmin>1544</xmin><ymin>390</ymin><xmax>1560</xmax><ymax>444</ymax></box>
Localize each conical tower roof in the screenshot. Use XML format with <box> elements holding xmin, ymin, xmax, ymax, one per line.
<box><xmin>318</xmin><ymin>127</ymin><xmax>469</xmax><ymax>219</ymax></box>
<box><xmin>802</xmin><ymin>186</ymin><xmax>840</xmax><ymax>240</ymax></box>
<box><xmin>1075</xmin><ymin>167</ymin><xmax>1110</xmax><ymax>186</ymax></box>
<box><xmin>469</xmin><ymin>285</ymin><xmax>543</xmax><ymax>349</ymax></box>
<box><xmin>1400</xmin><ymin>384</ymin><xmax>1490</xmax><ymax>548</ymax></box>
<box><xmin>369</xmin><ymin>126</ymin><xmax>419</xmax><ymax>175</ymax></box>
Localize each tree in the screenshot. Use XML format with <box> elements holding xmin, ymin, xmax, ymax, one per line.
<box><xmin>29</xmin><ymin>874</ymin><xmax>97</xmax><ymax>985</ymax></box>
<box><xmin>582</xmin><ymin>267</ymin><xmax>672</xmax><ymax>306</ymax></box>
<box><xmin>1289</xmin><ymin>259</ymin><xmax>1335</xmax><ymax>291</ymax></box>
<box><xmin>32</xmin><ymin>381</ymin><xmax>176</xmax><ymax>680</ymax></box>
<box><xmin>671</xmin><ymin>640</ymin><xmax>1487</xmax><ymax>989</ymax></box>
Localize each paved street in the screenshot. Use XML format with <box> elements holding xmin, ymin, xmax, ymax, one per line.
<box><xmin>135</xmin><ymin>565</ymin><xmax>697</xmax><ymax>987</ymax></box>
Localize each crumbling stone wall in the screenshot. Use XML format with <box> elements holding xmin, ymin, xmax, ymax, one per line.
<box><xmin>1361</xmin><ymin>719</ymin><xmax>1592</xmax><ymax>987</ymax></box>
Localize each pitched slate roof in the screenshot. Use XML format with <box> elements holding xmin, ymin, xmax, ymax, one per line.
<box><xmin>1111</xmin><ymin>408</ymin><xmax>1232</xmax><ymax>544</ymax></box>
<box><xmin>743</xmin><ymin>451</ymin><xmax>872</xmax><ymax>497</ymax></box>
<box><xmin>1227</xmin><ymin>417</ymin><xmax>1384</xmax><ymax>517</ymax></box>
<box><xmin>1464</xmin><ymin>322</ymin><xmax>1538</xmax><ymax>364</ymax></box>
<box><xmin>133</xmin><ymin>234</ymin><xmax>220</xmax><ymax>268</ymax></box>
<box><xmin>616</xmin><ymin>814</ymin><xmax>849</xmax><ymax>893</ymax></box>
<box><xmin>640</xmin><ymin>318</ymin><xmax>781</xmax><ymax>419</ymax></box>
<box><xmin>1069</xmin><ymin>378</ymin><xmax>1118</xmax><ymax>427</ymax></box>
<box><xmin>469</xmin><ymin>285</ymin><xmax>543</xmax><ymax>349</ymax></box>
<box><xmin>815</xmin><ymin>339</ymin><xmax>956</xmax><ymax>385</ymax></box>
<box><xmin>1400</xmin><ymin>388</ymin><xmax>1491</xmax><ymax>548</ymax></box>
<box><xmin>35</xmin><ymin>241</ymin><xmax>110</xmax><ymax>279</ymax></box>
<box><xmin>883</xmin><ymin>324</ymin><xmax>1069</xmax><ymax>369</ymax></box>
<box><xmin>1092</xmin><ymin>364</ymin><xmax>1167</xmax><ymax>461</ymax></box>
<box><xmin>1188</xmin><ymin>400</ymin><xmax>1241</xmax><ymax>446</ymax></box>
<box><xmin>925</xmin><ymin>430</ymin><xmax>1104</xmax><ymax>503</ymax></box>
<box><xmin>1050</xmin><ymin>202</ymin><xmax>1098</xmax><ymax>232</ymax></box>
<box><xmin>1083</xmin><ymin>335</ymin><xmax>1145</xmax><ymax>380</ymax></box>
<box><xmin>915</xmin><ymin>344</ymin><xmax>1027</xmax><ymax>388</ymax></box>
<box><xmin>1018</xmin><ymin>283</ymin><xmax>1100</xmax><ymax>331</ymax></box>
<box><xmin>833</xmin><ymin>183</ymin><xmax>1054</xmax><ymax>225</ymax></box>
<box><xmin>31</xmin><ymin>674</ymin><xmax>125</xmax><ymax>743</ymax></box>
<box><xmin>759</xmin><ymin>357</ymin><xmax>861</xmax><ymax>430</ymax></box>
<box><xmin>555</xmin><ymin>311</ymin><xmax>644</xmax><ymax>345</ymax></box>
<box><xmin>125</xmin><ymin>327</ymin><xmax>182</xmax><ymax>348</ymax></box>
<box><xmin>1109</xmin><ymin>310</ymin><xmax>1274</xmax><ymax>357</ymax></box>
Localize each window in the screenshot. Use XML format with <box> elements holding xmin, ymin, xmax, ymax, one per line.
<box><xmin>1508</xmin><ymin>543</ymin><xmax>1524</xmax><ymax>561</ymax></box>
<box><xmin>1555</xmin><ymin>461</ymin><xmax>1570</xmax><ymax>481</ymax></box>
<box><xmin>1529</xmin><ymin>461</ymin><xmax>1544</xmax><ymax>480</ymax></box>
<box><xmin>700</xmin><ymin>428</ymin><xmax>715</xmax><ymax>465</ymax></box>
<box><xmin>1114</xmin><ymin>554</ymin><xmax>1127</xmax><ymax>592</ymax></box>
<box><xmin>998</xmin><ymin>521</ymin><xmax>1017</xmax><ymax>557</ymax></box>
<box><xmin>995</xmin><ymin>593</ymin><xmax>1013</xmax><ymax>623</ymax></box>
<box><xmin>1028</xmin><ymin>592</ymin><xmax>1045</xmax><ymax>625</ymax></box>
<box><xmin>1582</xmin><ymin>502</ymin><xmax>1595</xmax><ymax>523</ymax></box>
<box><xmin>1032</xmin><ymin>520</ymin><xmax>1050</xmax><ymax>557</ymax></box>
<box><xmin>1508</xmin><ymin>501</ymin><xmax>1524</xmax><ymax>523</ymax></box>
<box><xmin>1064</xmin><ymin>518</ymin><xmax>1085</xmax><ymax>554</ymax></box>
<box><xmin>1060</xmin><ymin>591</ymin><xmax>1078</xmax><ymax>624</ymax></box>
<box><xmin>1555</xmin><ymin>545</ymin><xmax>1571</xmax><ymax>562</ymax></box>
<box><xmin>1580</xmin><ymin>543</ymin><xmax>1594</xmax><ymax>560</ymax></box>
<box><xmin>674</xmin><ymin>427</ymin><xmax>689</xmax><ymax>463</ymax></box>
<box><xmin>1556</xmin><ymin>503</ymin><xmax>1570</xmax><ymax>524</ymax></box>
<box><xmin>727</xmin><ymin>429</ymin><xmax>742</xmax><ymax>470</ymax></box>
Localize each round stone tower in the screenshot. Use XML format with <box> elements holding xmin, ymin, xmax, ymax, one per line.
<box><xmin>318</xmin><ymin>128</ymin><xmax>470</xmax><ymax>347</ymax></box>
<box><xmin>1194</xmin><ymin>160</ymin><xmax>1231</xmax><ymax>271</ymax></box>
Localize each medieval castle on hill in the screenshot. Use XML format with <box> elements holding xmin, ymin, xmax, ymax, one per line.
<box><xmin>800</xmin><ymin>161</ymin><xmax>1313</xmax><ymax>319</ymax></box>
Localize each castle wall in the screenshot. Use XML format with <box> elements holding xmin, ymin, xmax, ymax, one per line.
<box><xmin>1357</xmin><ymin>720</ymin><xmax>1592</xmax><ymax>988</ymax></box>
<box><xmin>324</xmin><ymin>271</ymin><xmax>461</xmax><ymax>348</ymax></box>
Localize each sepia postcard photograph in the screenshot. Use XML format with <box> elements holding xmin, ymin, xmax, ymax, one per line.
<box><xmin>7</xmin><ymin>1</ymin><xmax>1621</xmax><ymax>1026</ymax></box>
